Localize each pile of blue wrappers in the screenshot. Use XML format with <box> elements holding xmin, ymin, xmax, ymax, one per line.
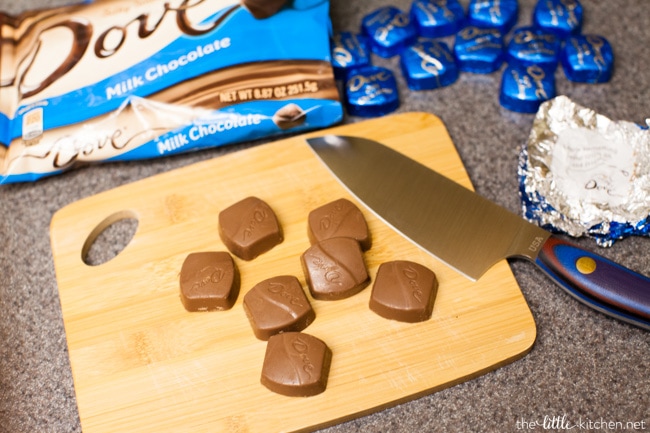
<box><xmin>331</xmin><ymin>0</ymin><xmax>614</xmax><ymax>115</ymax></box>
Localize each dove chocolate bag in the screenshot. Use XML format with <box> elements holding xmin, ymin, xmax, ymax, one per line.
<box><xmin>0</xmin><ymin>0</ymin><xmax>342</xmax><ymax>183</ymax></box>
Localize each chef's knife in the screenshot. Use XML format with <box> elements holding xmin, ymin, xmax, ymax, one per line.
<box><xmin>306</xmin><ymin>135</ymin><xmax>650</xmax><ymax>331</ymax></box>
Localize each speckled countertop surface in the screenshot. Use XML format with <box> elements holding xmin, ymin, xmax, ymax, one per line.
<box><xmin>1</xmin><ymin>1</ymin><xmax>648</xmax><ymax>432</ymax></box>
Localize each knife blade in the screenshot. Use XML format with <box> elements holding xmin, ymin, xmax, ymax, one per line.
<box><xmin>306</xmin><ymin>134</ymin><xmax>650</xmax><ymax>331</ymax></box>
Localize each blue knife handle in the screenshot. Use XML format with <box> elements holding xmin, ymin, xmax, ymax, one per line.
<box><xmin>534</xmin><ymin>236</ymin><xmax>650</xmax><ymax>330</ymax></box>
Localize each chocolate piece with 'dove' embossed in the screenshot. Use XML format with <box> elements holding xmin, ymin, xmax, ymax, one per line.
<box><xmin>308</xmin><ymin>198</ymin><xmax>371</xmax><ymax>250</ymax></box>
<box><xmin>218</xmin><ymin>196</ymin><xmax>283</xmax><ymax>260</ymax></box>
<box><xmin>243</xmin><ymin>275</ymin><xmax>315</xmax><ymax>340</ymax></box>
<box><xmin>179</xmin><ymin>251</ymin><xmax>240</xmax><ymax>311</ymax></box>
<box><xmin>261</xmin><ymin>332</ymin><xmax>332</xmax><ymax>397</ymax></box>
<box><xmin>301</xmin><ymin>237</ymin><xmax>369</xmax><ymax>300</ymax></box>
<box><xmin>369</xmin><ymin>260</ymin><xmax>438</xmax><ymax>322</ymax></box>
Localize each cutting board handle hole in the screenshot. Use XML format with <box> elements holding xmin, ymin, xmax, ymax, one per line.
<box><xmin>81</xmin><ymin>211</ymin><xmax>139</xmax><ymax>266</ymax></box>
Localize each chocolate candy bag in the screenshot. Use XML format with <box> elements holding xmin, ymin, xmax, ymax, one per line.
<box><xmin>0</xmin><ymin>0</ymin><xmax>342</xmax><ymax>184</ymax></box>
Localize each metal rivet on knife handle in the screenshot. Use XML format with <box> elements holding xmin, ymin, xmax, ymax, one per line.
<box><xmin>576</xmin><ymin>257</ymin><xmax>597</xmax><ymax>275</ymax></box>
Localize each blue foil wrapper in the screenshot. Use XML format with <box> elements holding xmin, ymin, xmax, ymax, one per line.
<box><xmin>519</xmin><ymin>96</ymin><xmax>650</xmax><ymax>247</ymax></box>
<box><xmin>506</xmin><ymin>26</ymin><xmax>560</xmax><ymax>72</ymax></box>
<box><xmin>400</xmin><ymin>38</ymin><xmax>459</xmax><ymax>90</ymax></box>
<box><xmin>361</xmin><ymin>6</ymin><xmax>418</xmax><ymax>58</ymax></box>
<box><xmin>331</xmin><ymin>32</ymin><xmax>372</xmax><ymax>81</ymax></box>
<box><xmin>410</xmin><ymin>0</ymin><xmax>465</xmax><ymax>38</ymax></box>
<box><xmin>499</xmin><ymin>63</ymin><xmax>555</xmax><ymax>113</ymax></box>
<box><xmin>561</xmin><ymin>34</ymin><xmax>614</xmax><ymax>83</ymax></box>
<box><xmin>467</xmin><ymin>0</ymin><xmax>518</xmax><ymax>33</ymax></box>
<box><xmin>532</xmin><ymin>0</ymin><xmax>583</xmax><ymax>39</ymax></box>
<box><xmin>453</xmin><ymin>26</ymin><xmax>504</xmax><ymax>73</ymax></box>
<box><xmin>344</xmin><ymin>65</ymin><xmax>399</xmax><ymax>117</ymax></box>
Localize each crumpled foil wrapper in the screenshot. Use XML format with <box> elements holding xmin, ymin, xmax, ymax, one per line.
<box><xmin>519</xmin><ymin>95</ymin><xmax>650</xmax><ymax>247</ymax></box>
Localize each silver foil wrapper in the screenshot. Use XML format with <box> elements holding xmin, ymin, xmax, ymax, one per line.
<box><xmin>519</xmin><ymin>95</ymin><xmax>650</xmax><ymax>247</ymax></box>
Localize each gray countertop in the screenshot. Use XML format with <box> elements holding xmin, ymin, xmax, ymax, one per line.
<box><xmin>1</xmin><ymin>0</ymin><xmax>649</xmax><ymax>432</ymax></box>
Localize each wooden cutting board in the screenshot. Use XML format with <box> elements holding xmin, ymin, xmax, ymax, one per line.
<box><xmin>50</xmin><ymin>112</ymin><xmax>536</xmax><ymax>433</ymax></box>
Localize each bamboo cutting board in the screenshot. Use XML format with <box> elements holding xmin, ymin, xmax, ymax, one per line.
<box><xmin>50</xmin><ymin>112</ymin><xmax>536</xmax><ymax>433</ymax></box>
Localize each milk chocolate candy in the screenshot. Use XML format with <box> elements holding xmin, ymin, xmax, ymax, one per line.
<box><xmin>561</xmin><ymin>35</ymin><xmax>614</xmax><ymax>83</ymax></box>
<box><xmin>344</xmin><ymin>65</ymin><xmax>399</xmax><ymax>118</ymax></box>
<box><xmin>241</xmin><ymin>0</ymin><xmax>289</xmax><ymax>19</ymax></box>
<box><xmin>272</xmin><ymin>103</ymin><xmax>306</xmax><ymax>129</ymax></box>
<box><xmin>400</xmin><ymin>38</ymin><xmax>459</xmax><ymax>90</ymax></box>
<box><xmin>330</xmin><ymin>32</ymin><xmax>372</xmax><ymax>81</ymax></box>
<box><xmin>369</xmin><ymin>261</ymin><xmax>438</xmax><ymax>323</ymax></box>
<box><xmin>361</xmin><ymin>6</ymin><xmax>418</xmax><ymax>58</ymax></box>
<box><xmin>454</xmin><ymin>26</ymin><xmax>505</xmax><ymax>74</ymax></box>
<box><xmin>307</xmin><ymin>198</ymin><xmax>371</xmax><ymax>250</ymax></box>
<box><xmin>410</xmin><ymin>0</ymin><xmax>465</xmax><ymax>38</ymax></box>
<box><xmin>467</xmin><ymin>0</ymin><xmax>518</xmax><ymax>33</ymax></box>
<box><xmin>243</xmin><ymin>276</ymin><xmax>315</xmax><ymax>340</ymax></box>
<box><xmin>218</xmin><ymin>197</ymin><xmax>283</xmax><ymax>260</ymax></box>
<box><xmin>499</xmin><ymin>63</ymin><xmax>555</xmax><ymax>113</ymax></box>
<box><xmin>506</xmin><ymin>26</ymin><xmax>560</xmax><ymax>73</ymax></box>
<box><xmin>179</xmin><ymin>252</ymin><xmax>240</xmax><ymax>311</ymax></box>
<box><xmin>261</xmin><ymin>332</ymin><xmax>332</xmax><ymax>397</ymax></box>
<box><xmin>533</xmin><ymin>0</ymin><xmax>583</xmax><ymax>39</ymax></box>
<box><xmin>301</xmin><ymin>237</ymin><xmax>369</xmax><ymax>300</ymax></box>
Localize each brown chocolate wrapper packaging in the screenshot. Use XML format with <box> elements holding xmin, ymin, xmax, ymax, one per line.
<box><xmin>0</xmin><ymin>0</ymin><xmax>342</xmax><ymax>184</ymax></box>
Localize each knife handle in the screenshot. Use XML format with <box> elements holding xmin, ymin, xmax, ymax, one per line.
<box><xmin>534</xmin><ymin>236</ymin><xmax>650</xmax><ymax>331</ymax></box>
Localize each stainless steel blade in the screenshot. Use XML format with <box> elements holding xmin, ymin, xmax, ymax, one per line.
<box><xmin>306</xmin><ymin>135</ymin><xmax>551</xmax><ymax>281</ymax></box>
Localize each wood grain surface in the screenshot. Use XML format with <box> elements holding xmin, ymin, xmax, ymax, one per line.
<box><xmin>50</xmin><ymin>112</ymin><xmax>536</xmax><ymax>433</ymax></box>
